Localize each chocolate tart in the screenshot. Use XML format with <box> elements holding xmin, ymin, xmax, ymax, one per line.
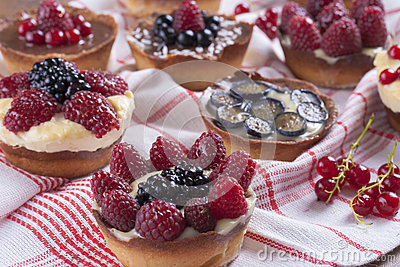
<box><xmin>0</xmin><ymin>137</ymin><xmax>121</xmax><ymax>179</ymax></box>
<box><xmin>278</xmin><ymin>31</ymin><xmax>378</xmax><ymax>89</ymax></box>
<box><xmin>199</xmin><ymin>72</ymin><xmax>338</xmax><ymax>161</ymax></box>
<box><xmin>125</xmin><ymin>0</ymin><xmax>221</xmax><ymax>17</ymax></box>
<box><xmin>0</xmin><ymin>6</ymin><xmax>118</xmax><ymax>74</ymax></box>
<box><xmin>126</xmin><ymin>15</ymin><xmax>253</xmax><ymax>91</ymax></box>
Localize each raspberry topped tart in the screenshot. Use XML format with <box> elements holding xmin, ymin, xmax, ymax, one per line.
<box><xmin>199</xmin><ymin>71</ymin><xmax>337</xmax><ymax>161</ymax></box>
<box><xmin>91</xmin><ymin>131</ymin><xmax>257</xmax><ymax>267</ymax></box>
<box><xmin>0</xmin><ymin>0</ymin><xmax>117</xmax><ymax>73</ymax></box>
<box><xmin>0</xmin><ymin>58</ymin><xmax>135</xmax><ymax>178</ymax></box>
<box><xmin>374</xmin><ymin>44</ymin><xmax>400</xmax><ymax>133</ymax></box>
<box><xmin>127</xmin><ymin>0</ymin><xmax>253</xmax><ymax>90</ymax></box>
<box><xmin>278</xmin><ymin>0</ymin><xmax>389</xmax><ymax>88</ymax></box>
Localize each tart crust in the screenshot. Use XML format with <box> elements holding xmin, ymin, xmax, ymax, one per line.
<box><xmin>385</xmin><ymin>107</ymin><xmax>400</xmax><ymax>133</ymax></box>
<box><xmin>126</xmin><ymin>16</ymin><xmax>253</xmax><ymax>91</ymax></box>
<box><xmin>125</xmin><ymin>0</ymin><xmax>221</xmax><ymax>17</ymax></box>
<box><xmin>0</xmin><ymin>136</ymin><xmax>122</xmax><ymax>179</ymax></box>
<box><xmin>278</xmin><ymin>32</ymin><xmax>375</xmax><ymax>89</ymax></box>
<box><xmin>93</xmin><ymin>206</ymin><xmax>250</xmax><ymax>267</ymax></box>
<box><xmin>0</xmin><ymin>6</ymin><xmax>118</xmax><ymax>74</ymax></box>
<box><xmin>199</xmin><ymin>72</ymin><xmax>338</xmax><ymax>161</ymax></box>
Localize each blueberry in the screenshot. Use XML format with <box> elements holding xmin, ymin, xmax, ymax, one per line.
<box><xmin>196</xmin><ymin>28</ymin><xmax>213</xmax><ymax>47</ymax></box>
<box><xmin>176</xmin><ymin>30</ymin><xmax>196</xmax><ymax>47</ymax></box>
<box><xmin>206</xmin><ymin>16</ymin><xmax>220</xmax><ymax>27</ymax></box>
<box><xmin>155</xmin><ymin>14</ymin><xmax>174</xmax><ymax>27</ymax></box>
<box><xmin>158</xmin><ymin>26</ymin><xmax>176</xmax><ymax>45</ymax></box>
<box><xmin>207</xmin><ymin>23</ymin><xmax>219</xmax><ymax>37</ymax></box>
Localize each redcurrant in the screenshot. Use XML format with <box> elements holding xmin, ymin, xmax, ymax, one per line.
<box><xmin>347</xmin><ymin>164</ymin><xmax>371</xmax><ymax>190</ymax></box>
<box><xmin>78</xmin><ymin>21</ymin><xmax>92</xmax><ymax>37</ymax></box>
<box><xmin>379</xmin><ymin>69</ymin><xmax>399</xmax><ymax>85</ymax></box>
<box><xmin>377</xmin><ymin>163</ymin><xmax>400</xmax><ymax>176</ymax></box>
<box><xmin>381</xmin><ymin>176</ymin><xmax>400</xmax><ymax>196</ymax></box>
<box><xmin>45</xmin><ymin>29</ymin><xmax>66</xmax><ymax>46</ymax></box>
<box><xmin>352</xmin><ymin>194</ymin><xmax>374</xmax><ymax>216</ymax></box>
<box><xmin>234</xmin><ymin>3</ymin><xmax>250</xmax><ymax>15</ymax></box>
<box><xmin>25</xmin><ymin>30</ymin><xmax>45</xmax><ymax>45</ymax></box>
<box><xmin>363</xmin><ymin>182</ymin><xmax>380</xmax><ymax>199</ymax></box>
<box><xmin>388</xmin><ymin>45</ymin><xmax>400</xmax><ymax>60</ymax></box>
<box><xmin>317</xmin><ymin>156</ymin><xmax>339</xmax><ymax>178</ymax></box>
<box><xmin>65</xmin><ymin>29</ymin><xmax>80</xmax><ymax>44</ymax></box>
<box><xmin>18</xmin><ymin>18</ymin><xmax>37</xmax><ymax>37</ymax></box>
<box><xmin>315</xmin><ymin>178</ymin><xmax>338</xmax><ymax>202</ymax></box>
<box><xmin>375</xmin><ymin>192</ymin><xmax>400</xmax><ymax>217</ymax></box>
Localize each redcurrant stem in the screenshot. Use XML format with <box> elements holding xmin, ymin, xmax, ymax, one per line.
<box><xmin>350</xmin><ymin>140</ymin><xmax>397</xmax><ymax>225</ymax></box>
<box><xmin>324</xmin><ymin>114</ymin><xmax>375</xmax><ymax>204</ymax></box>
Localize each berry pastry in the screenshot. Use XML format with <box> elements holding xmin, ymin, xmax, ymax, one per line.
<box><xmin>126</xmin><ymin>0</ymin><xmax>253</xmax><ymax>90</ymax></box>
<box><xmin>292</xmin><ymin>0</ymin><xmax>353</xmax><ymax>10</ymax></box>
<box><xmin>199</xmin><ymin>71</ymin><xmax>338</xmax><ymax>161</ymax></box>
<box><xmin>0</xmin><ymin>58</ymin><xmax>135</xmax><ymax>178</ymax></box>
<box><xmin>125</xmin><ymin>0</ymin><xmax>221</xmax><ymax>17</ymax></box>
<box><xmin>278</xmin><ymin>0</ymin><xmax>389</xmax><ymax>88</ymax></box>
<box><xmin>91</xmin><ymin>132</ymin><xmax>257</xmax><ymax>267</ymax></box>
<box><xmin>0</xmin><ymin>0</ymin><xmax>117</xmax><ymax>74</ymax></box>
<box><xmin>373</xmin><ymin>45</ymin><xmax>400</xmax><ymax>133</ymax></box>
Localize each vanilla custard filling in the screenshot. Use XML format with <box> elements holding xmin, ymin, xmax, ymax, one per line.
<box><xmin>0</xmin><ymin>90</ymin><xmax>135</xmax><ymax>153</ymax></box>
<box><xmin>374</xmin><ymin>51</ymin><xmax>400</xmax><ymax>113</ymax></box>
<box><xmin>93</xmin><ymin>171</ymin><xmax>257</xmax><ymax>242</ymax></box>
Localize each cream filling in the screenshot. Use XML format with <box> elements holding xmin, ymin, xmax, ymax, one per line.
<box><xmin>0</xmin><ymin>90</ymin><xmax>135</xmax><ymax>152</ymax></box>
<box><xmin>282</xmin><ymin>34</ymin><xmax>381</xmax><ymax>65</ymax></box>
<box><xmin>93</xmin><ymin>171</ymin><xmax>257</xmax><ymax>242</ymax></box>
<box><xmin>373</xmin><ymin>51</ymin><xmax>400</xmax><ymax>113</ymax></box>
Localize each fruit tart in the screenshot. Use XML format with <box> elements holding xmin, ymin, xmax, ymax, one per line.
<box><xmin>0</xmin><ymin>0</ymin><xmax>118</xmax><ymax>74</ymax></box>
<box><xmin>199</xmin><ymin>71</ymin><xmax>338</xmax><ymax>161</ymax></box>
<box><xmin>126</xmin><ymin>0</ymin><xmax>253</xmax><ymax>91</ymax></box>
<box><xmin>374</xmin><ymin>44</ymin><xmax>400</xmax><ymax>133</ymax></box>
<box><xmin>292</xmin><ymin>0</ymin><xmax>353</xmax><ymax>10</ymax></box>
<box><xmin>125</xmin><ymin>0</ymin><xmax>221</xmax><ymax>18</ymax></box>
<box><xmin>0</xmin><ymin>58</ymin><xmax>135</xmax><ymax>178</ymax></box>
<box><xmin>91</xmin><ymin>132</ymin><xmax>257</xmax><ymax>267</ymax></box>
<box><xmin>278</xmin><ymin>0</ymin><xmax>389</xmax><ymax>88</ymax></box>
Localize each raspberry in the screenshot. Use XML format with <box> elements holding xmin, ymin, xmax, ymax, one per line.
<box><xmin>209</xmin><ymin>150</ymin><xmax>256</xmax><ymax>192</ymax></box>
<box><xmin>288</xmin><ymin>15</ymin><xmax>322</xmax><ymax>51</ymax></box>
<box><xmin>280</xmin><ymin>2</ymin><xmax>308</xmax><ymax>34</ymax></box>
<box><xmin>37</xmin><ymin>0</ymin><xmax>70</xmax><ymax>32</ymax></box>
<box><xmin>0</xmin><ymin>72</ymin><xmax>30</xmax><ymax>98</ymax></box>
<box><xmin>357</xmin><ymin>6</ymin><xmax>387</xmax><ymax>47</ymax></box>
<box><xmin>306</xmin><ymin>0</ymin><xmax>337</xmax><ymax>18</ymax></box>
<box><xmin>321</xmin><ymin>17</ymin><xmax>362</xmax><ymax>57</ymax></box>
<box><xmin>317</xmin><ymin>1</ymin><xmax>347</xmax><ymax>33</ymax></box>
<box><xmin>90</xmin><ymin>170</ymin><xmax>132</xmax><ymax>205</ymax></box>
<box><xmin>83</xmin><ymin>71</ymin><xmax>128</xmax><ymax>97</ymax></box>
<box><xmin>172</xmin><ymin>0</ymin><xmax>205</xmax><ymax>33</ymax></box>
<box><xmin>149</xmin><ymin>136</ymin><xmax>186</xmax><ymax>170</ymax></box>
<box><xmin>351</xmin><ymin>0</ymin><xmax>384</xmax><ymax>21</ymax></box>
<box><xmin>184</xmin><ymin>198</ymin><xmax>216</xmax><ymax>233</ymax></box>
<box><xmin>63</xmin><ymin>91</ymin><xmax>120</xmax><ymax>138</ymax></box>
<box><xmin>3</xmin><ymin>89</ymin><xmax>59</xmax><ymax>133</ymax></box>
<box><xmin>135</xmin><ymin>199</ymin><xmax>186</xmax><ymax>241</ymax></box>
<box><xmin>110</xmin><ymin>142</ymin><xmax>152</xmax><ymax>184</ymax></box>
<box><xmin>101</xmin><ymin>190</ymin><xmax>140</xmax><ymax>232</ymax></box>
<box><xmin>209</xmin><ymin>177</ymin><xmax>247</xmax><ymax>220</ymax></box>
<box><xmin>187</xmin><ymin>130</ymin><xmax>226</xmax><ymax>170</ymax></box>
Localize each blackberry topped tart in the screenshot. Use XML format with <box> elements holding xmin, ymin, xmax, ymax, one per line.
<box><xmin>126</xmin><ymin>0</ymin><xmax>253</xmax><ymax>90</ymax></box>
<box><xmin>91</xmin><ymin>131</ymin><xmax>257</xmax><ymax>267</ymax></box>
<box><xmin>0</xmin><ymin>0</ymin><xmax>117</xmax><ymax>73</ymax></box>
<box><xmin>0</xmin><ymin>58</ymin><xmax>135</xmax><ymax>178</ymax></box>
<box><xmin>199</xmin><ymin>72</ymin><xmax>337</xmax><ymax>161</ymax></box>
<box><xmin>278</xmin><ymin>0</ymin><xmax>389</xmax><ymax>88</ymax></box>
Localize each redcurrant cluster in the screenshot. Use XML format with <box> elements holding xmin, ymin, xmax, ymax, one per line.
<box><xmin>379</xmin><ymin>45</ymin><xmax>400</xmax><ymax>85</ymax></box>
<box><xmin>234</xmin><ymin>2</ymin><xmax>278</xmax><ymax>39</ymax></box>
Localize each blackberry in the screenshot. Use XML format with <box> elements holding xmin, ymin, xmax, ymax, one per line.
<box><xmin>162</xmin><ymin>161</ymin><xmax>209</xmax><ymax>186</ymax></box>
<box><xmin>28</xmin><ymin>58</ymin><xmax>90</xmax><ymax>103</ymax></box>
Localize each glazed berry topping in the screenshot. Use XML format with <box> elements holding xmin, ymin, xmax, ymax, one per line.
<box><xmin>150</xmin><ymin>136</ymin><xmax>186</xmax><ymax>170</ymax></box>
<box><xmin>172</xmin><ymin>0</ymin><xmax>205</xmax><ymax>33</ymax></box>
<box><xmin>135</xmin><ymin>199</ymin><xmax>186</xmax><ymax>241</ymax></box>
<box><xmin>306</xmin><ymin>0</ymin><xmax>335</xmax><ymax>18</ymax></box>
<box><xmin>321</xmin><ymin>17</ymin><xmax>362</xmax><ymax>57</ymax></box>
<box><xmin>18</xmin><ymin>0</ymin><xmax>92</xmax><ymax>46</ymax></box>
<box><xmin>63</xmin><ymin>91</ymin><xmax>120</xmax><ymax>138</ymax></box>
<box><xmin>234</xmin><ymin>3</ymin><xmax>250</xmax><ymax>15</ymax></box>
<box><xmin>83</xmin><ymin>71</ymin><xmax>128</xmax><ymax>97</ymax></box>
<box><xmin>101</xmin><ymin>190</ymin><xmax>140</xmax><ymax>232</ymax></box>
<box><xmin>184</xmin><ymin>198</ymin><xmax>216</xmax><ymax>233</ymax></box>
<box><xmin>0</xmin><ymin>72</ymin><xmax>30</xmax><ymax>98</ymax></box>
<box><xmin>209</xmin><ymin>177</ymin><xmax>248</xmax><ymax>220</ymax></box>
<box><xmin>209</xmin><ymin>150</ymin><xmax>256</xmax><ymax>192</ymax></box>
<box><xmin>3</xmin><ymin>89</ymin><xmax>60</xmax><ymax>133</ymax></box>
<box><xmin>281</xmin><ymin>2</ymin><xmax>308</xmax><ymax>34</ymax></box>
<box><xmin>29</xmin><ymin>58</ymin><xmax>90</xmax><ymax>103</ymax></box>
<box><xmin>288</xmin><ymin>15</ymin><xmax>321</xmax><ymax>51</ymax></box>
<box><xmin>357</xmin><ymin>6</ymin><xmax>387</xmax><ymax>48</ymax></box>
<box><xmin>351</xmin><ymin>0</ymin><xmax>384</xmax><ymax>22</ymax></box>
<box><xmin>379</xmin><ymin>69</ymin><xmax>399</xmax><ymax>85</ymax></box>
<box><xmin>388</xmin><ymin>45</ymin><xmax>400</xmax><ymax>60</ymax></box>
<box><xmin>110</xmin><ymin>143</ymin><xmax>153</xmax><ymax>184</ymax></box>
<box><xmin>90</xmin><ymin>170</ymin><xmax>132</xmax><ymax>205</ymax></box>
<box><xmin>375</xmin><ymin>192</ymin><xmax>400</xmax><ymax>217</ymax></box>
<box><xmin>187</xmin><ymin>130</ymin><xmax>226</xmax><ymax>170</ymax></box>
<box><xmin>317</xmin><ymin>1</ymin><xmax>347</xmax><ymax>34</ymax></box>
